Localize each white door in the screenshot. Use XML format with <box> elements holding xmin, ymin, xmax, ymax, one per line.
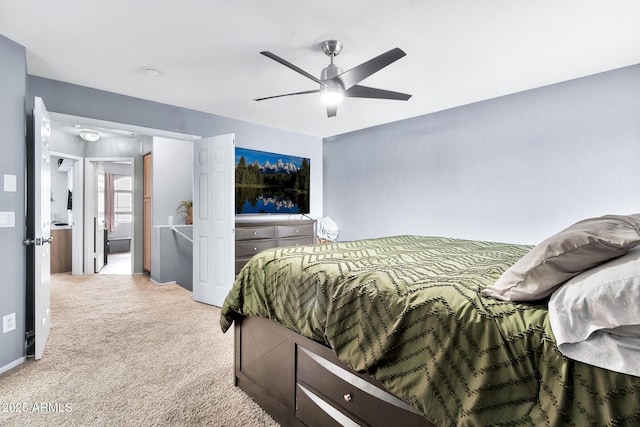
<box><xmin>84</xmin><ymin>160</ymin><xmax>107</xmax><ymax>273</ymax></box>
<box><xmin>94</xmin><ymin>164</ymin><xmax>106</xmax><ymax>272</ymax></box>
<box><xmin>33</xmin><ymin>97</ymin><xmax>52</xmax><ymax>360</ymax></box>
<box><xmin>83</xmin><ymin>160</ymin><xmax>96</xmax><ymax>274</ymax></box>
<box><xmin>192</xmin><ymin>134</ymin><xmax>235</xmax><ymax>306</ymax></box>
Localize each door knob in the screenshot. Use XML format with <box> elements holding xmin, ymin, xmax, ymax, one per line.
<box><xmin>33</xmin><ymin>237</ymin><xmax>54</xmax><ymax>245</ymax></box>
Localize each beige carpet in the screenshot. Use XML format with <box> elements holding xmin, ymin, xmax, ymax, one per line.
<box><xmin>0</xmin><ymin>274</ymin><xmax>279</xmax><ymax>427</ymax></box>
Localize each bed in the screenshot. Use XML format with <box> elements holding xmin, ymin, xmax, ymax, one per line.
<box><xmin>220</xmin><ymin>217</ymin><xmax>640</xmax><ymax>426</ymax></box>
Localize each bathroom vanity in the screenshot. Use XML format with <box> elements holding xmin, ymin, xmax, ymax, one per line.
<box><xmin>50</xmin><ymin>226</ymin><xmax>72</xmax><ymax>273</ymax></box>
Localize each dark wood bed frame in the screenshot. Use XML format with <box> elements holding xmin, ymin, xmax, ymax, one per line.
<box><xmin>234</xmin><ymin>316</ymin><xmax>434</xmax><ymax>427</ymax></box>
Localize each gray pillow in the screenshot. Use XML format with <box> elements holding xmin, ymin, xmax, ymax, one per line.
<box><xmin>482</xmin><ymin>214</ymin><xmax>640</xmax><ymax>301</ymax></box>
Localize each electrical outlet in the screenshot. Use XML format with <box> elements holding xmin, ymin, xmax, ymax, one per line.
<box><xmin>3</xmin><ymin>313</ymin><xmax>16</xmax><ymax>333</ymax></box>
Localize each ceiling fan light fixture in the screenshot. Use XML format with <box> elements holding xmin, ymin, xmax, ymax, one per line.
<box><xmin>256</xmin><ymin>40</ymin><xmax>411</xmax><ymax>116</ymax></box>
<box><xmin>79</xmin><ymin>130</ymin><xmax>100</xmax><ymax>142</ymax></box>
<box><xmin>320</xmin><ymin>87</ymin><xmax>344</xmax><ymax>106</ymax></box>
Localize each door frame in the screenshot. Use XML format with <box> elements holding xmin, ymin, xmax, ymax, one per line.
<box><xmin>51</xmin><ymin>151</ymin><xmax>84</xmax><ymax>275</ymax></box>
<box><xmin>84</xmin><ymin>158</ymin><xmax>134</xmax><ymax>274</ymax></box>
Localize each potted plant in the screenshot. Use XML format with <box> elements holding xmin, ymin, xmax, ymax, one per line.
<box><xmin>177</xmin><ymin>200</ymin><xmax>193</xmax><ymax>225</ymax></box>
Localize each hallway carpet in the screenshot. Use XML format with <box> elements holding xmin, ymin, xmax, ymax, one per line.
<box><xmin>0</xmin><ymin>273</ymin><xmax>278</xmax><ymax>426</ymax></box>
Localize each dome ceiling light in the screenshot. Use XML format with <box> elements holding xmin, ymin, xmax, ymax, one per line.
<box><xmin>79</xmin><ymin>130</ymin><xmax>100</xmax><ymax>142</ymax></box>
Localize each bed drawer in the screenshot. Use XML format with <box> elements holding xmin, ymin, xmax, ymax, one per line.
<box><xmin>296</xmin><ymin>383</ymin><xmax>351</xmax><ymax>427</ymax></box>
<box><xmin>236</xmin><ymin>239</ymin><xmax>277</xmax><ymax>257</ymax></box>
<box><xmin>296</xmin><ymin>346</ymin><xmax>427</xmax><ymax>427</ymax></box>
<box><xmin>236</xmin><ymin>226</ymin><xmax>276</xmax><ymax>241</ymax></box>
<box><xmin>277</xmin><ymin>223</ymin><xmax>314</xmax><ymax>239</ymax></box>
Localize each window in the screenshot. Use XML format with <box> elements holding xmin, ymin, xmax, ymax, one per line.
<box><xmin>114</xmin><ymin>176</ymin><xmax>132</xmax><ymax>222</ymax></box>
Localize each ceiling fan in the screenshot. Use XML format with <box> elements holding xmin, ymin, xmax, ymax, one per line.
<box><xmin>254</xmin><ymin>40</ymin><xmax>412</xmax><ymax>118</ymax></box>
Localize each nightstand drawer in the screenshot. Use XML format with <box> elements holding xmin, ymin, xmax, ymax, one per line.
<box><xmin>235</xmin><ymin>239</ymin><xmax>277</xmax><ymax>257</ymax></box>
<box><xmin>236</xmin><ymin>226</ymin><xmax>276</xmax><ymax>241</ymax></box>
<box><xmin>234</xmin><ymin>219</ymin><xmax>316</xmax><ymax>277</ymax></box>
<box><xmin>296</xmin><ymin>346</ymin><xmax>425</xmax><ymax>427</ymax></box>
<box><xmin>277</xmin><ymin>223</ymin><xmax>314</xmax><ymax>239</ymax></box>
<box><xmin>279</xmin><ymin>236</ymin><xmax>314</xmax><ymax>249</ymax></box>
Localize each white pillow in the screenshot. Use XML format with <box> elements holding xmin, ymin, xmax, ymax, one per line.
<box><xmin>548</xmin><ymin>247</ymin><xmax>640</xmax><ymax>377</ymax></box>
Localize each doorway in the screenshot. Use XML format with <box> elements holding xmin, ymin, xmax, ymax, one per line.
<box><xmin>49</xmin><ymin>153</ymin><xmax>83</xmax><ymax>276</ymax></box>
<box><xmin>48</xmin><ymin>112</ymin><xmax>200</xmax><ymax>276</ymax></box>
<box><xmin>102</xmin><ymin>167</ymin><xmax>134</xmax><ymax>275</ymax></box>
<box><xmin>86</xmin><ymin>159</ymin><xmax>134</xmax><ymax>276</ymax></box>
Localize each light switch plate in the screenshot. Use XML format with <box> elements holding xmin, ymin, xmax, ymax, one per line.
<box><xmin>3</xmin><ymin>174</ymin><xmax>17</xmax><ymax>192</ymax></box>
<box><xmin>0</xmin><ymin>211</ymin><xmax>15</xmax><ymax>228</ymax></box>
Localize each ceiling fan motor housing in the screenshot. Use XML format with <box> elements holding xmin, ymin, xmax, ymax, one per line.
<box><xmin>321</xmin><ymin>63</ymin><xmax>343</xmax><ymax>86</ymax></box>
<box><xmin>320</xmin><ymin>62</ymin><xmax>345</xmax><ymax>105</ymax></box>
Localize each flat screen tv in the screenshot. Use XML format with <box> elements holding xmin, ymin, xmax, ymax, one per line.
<box><xmin>235</xmin><ymin>147</ymin><xmax>310</xmax><ymax>215</ymax></box>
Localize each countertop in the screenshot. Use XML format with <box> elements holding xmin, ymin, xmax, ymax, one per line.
<box><xmin>51</xmin><ymin>224</ymin><xmax>72</xmax><ymax>230</ymax></box>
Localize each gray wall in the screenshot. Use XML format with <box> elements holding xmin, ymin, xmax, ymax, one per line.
<box><xmin>152</xmin><ymin>137</ymin><xmax>193</xmax><ymax>226</ymax></box>
<box><xmin>324</xmin><ymin>64</ymin><xmax>640</xmax><ymax>244</ymax></box>
<box><xmin>151</xmin><ymin>225</ymin><xmax>193</xmax><ymax>290</ymax></box>
<box><xmin>0</xmin><ymin>35</ymin><xmax>26</xmax><ymax>371</ymax></box>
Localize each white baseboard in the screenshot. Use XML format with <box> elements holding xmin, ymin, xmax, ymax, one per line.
<box><xmin>0</xmin><ymin>356</ymin><xmax>25</xmax><ymax>375</ymax></box>
<box><xmin>150</xmin><ymin>278</ymin><xmax>176</xmax><ymax>286</ymax></box>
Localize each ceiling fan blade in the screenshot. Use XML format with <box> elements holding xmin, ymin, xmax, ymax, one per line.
<box><xmin>344</xmin><ymin>85</ymin><xmax>412</xmax><ymax>101</ymax></box>
<box><xmin>261</xmin><ymin>51</ymin><xmax>328</xmax><ymax>87</ymax></box>
<box><xmin>254</xmin><ymin>89</ymin><xmax>321</xmax><ymax>101</ymax></box>
<box><xmin>334</xmin><ymin>48</ymin><xmax>406</xmax><ymax>90</ymax></box>
<box><xmin>326</xmin><ymin>104</ymin><xmax>338</xmax><ymax>118</ymax></box>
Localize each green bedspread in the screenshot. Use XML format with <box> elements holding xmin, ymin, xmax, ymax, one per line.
<box><xmin>220</xmin><ymin>235</ymin><xmax>640</xmax><ymax>426</ymax></box>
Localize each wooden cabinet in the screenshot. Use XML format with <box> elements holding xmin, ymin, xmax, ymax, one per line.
<box><xmin>143</xmin><ymin>153</ymin><xmax>152</xmax><ymax>272</ymax></box>
<box><xmin>51</xmin><ymin>229</ymin><xmax>72</xmax><ymax>273</ymax></box>
<box><xmin>234</xmin><ymin>219</ymin><xmax>315</xmax><ymax>275</ymax></box>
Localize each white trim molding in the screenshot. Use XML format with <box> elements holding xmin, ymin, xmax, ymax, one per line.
<box><xmin>0</xmin><ymin>356</ymin><xmax>25</xmax><ymax>375</ymax></box>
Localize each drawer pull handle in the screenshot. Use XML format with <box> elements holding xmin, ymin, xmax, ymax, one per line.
<box><xmin>295</xmin><ymin>229</ymin><xmax>299</xmax><ymax>233</ymax></box>
<box><xmin>343</xmin><ymin>393</ymin><xmax>352</xmax><ymax>402</ymax></box>
<box><xmin>253</xmin><ymin>231</ymin><xmax>257</xmax><ymax>235</ymax></box>
<box><xmin>253</xmin><ymin>247</ymin><xmax>257</xmax><ymax>251</ymax></box>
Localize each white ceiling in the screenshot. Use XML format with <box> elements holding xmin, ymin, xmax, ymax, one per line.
<box><xmin>1</xmin><ymin>1</ymin><xmax>640</xmax><ymax>138</ymax></box>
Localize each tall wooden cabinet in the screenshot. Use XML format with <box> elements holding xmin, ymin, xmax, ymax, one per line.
<box><xmin>143</xmin><ymin>153</ymin><xmax>152</xmax><ymax>272</ymax></box>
